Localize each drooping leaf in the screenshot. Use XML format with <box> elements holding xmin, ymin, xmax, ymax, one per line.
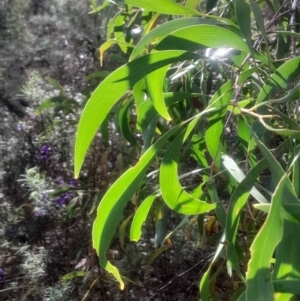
<box><xmin>130</xmin><ymin>192</ymin><xmax>158</xmax><ymax>241</ymax></box>
<box><xmin>145</xmin><ymin>64</ymin><xmax>171</xmax><ymax>120</ymax></box>
<box><xmin>160</xmin><ymin>113</ymin><xmax>217</xmax><ymax>215</ymax></box>
<box><xmin>75</xmin><ymin>50</ymin><xmax>200</xmax><ymax>177</ymax></box>
<box><xmin>92</xmin><ymin>120</ymin><xmax>191</xmax><ymax>289</ymax></box>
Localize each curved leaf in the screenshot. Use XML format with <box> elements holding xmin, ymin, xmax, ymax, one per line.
<box><xmin>145</xmin><ymin>64</ymin><xmax>171</xmax><ymax>120</ymax></box>
<box><xmin>130</xmin><ymin>17</ymin><xmax>230</xmax><ymax>60</ymax></box>
<box><xmin>160</xmin><ymin>114</ymin><xmax>216</xmax><ymax>215</ymax></box>
<box><xmin>92</xmin><ymin>120</ymin><xmax>190</xmax><ymax>289</ymax></box>
<box><xmin>75</xmin><ymin>50</ymin><xmax>200</xmax><ymax>177</ymax></box>
<box><xmin>130</xmin><ymin>192</ymin><xmax>157</xmax><ymax>241</ymax></box>
<box><xmin>155</xmin><ymin>25</ymin><xmax>249</xmax><ymax>53</ymax></box>
<box><xmin>138</xmin><ymin>92</ymin><xmax>200</xmax><ymax>131</ymax></box>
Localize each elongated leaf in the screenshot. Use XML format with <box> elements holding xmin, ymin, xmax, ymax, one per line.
<box><xmin>273</xmin><ymin>146</ymin><xmax>300</xmax><ymax>288</ymax></box>
<box><xmin>273</xmin><ymin>280</ymin><xmax>300</xmax><ymax>294</ymax></box>
<box><xmin>200</xmin><ymin>232</ymin><xmax>226</xmax><ymax>301</ymax></box>
<box><xmin>92</xmin><ymin>120</ymin><xmax>191</xmax><ymax>289</ymax></box>
<box><xmin>235</xmin><ymin>0</ymin><xmax>255</xmax><ymax>59</ymax></box>
<box><xmin>222</xmin><ymin>155</ymin><xmax>268</xmax><ymax>204</ymax></box>
<box><xmin>75</xmin><ymin>50</ymin><xmax>200</xmax><ymax>177</ymax></box>
<box><xmin>257</xmin><ymin>56</ymin><xmax>300</xmax><ymax>104</ymax></box>
<box><xmin>116</xmin><ymin>97</ymin><xmax>137</xmax><ymax>146</ymax></box>
<box><xmin>125</xmin><ymin>0</ymin><xmax>198</xmax><ymax>15</ymax></box>
<box><xmin>130</xmin><ymin>192</ymin><xmax>157</xmax><ymax>241</ymax></box>
<box><xmin>145</xmin><ymin>64</ymin><xmax>171</xmax><ymax>120</ymax></box>
<box><xmin>154</xmin><ymin>205</ymin><xmax>169</xmax><ymax>247</ymax></box>
<box><xmin>254</xmin><ymin>203</ymin><xmax>300</xmax><ymax>223</ymax></box>
<box><xmin>249</xmin><ymin>0</ymin><xmax>271</xmax><ymax>61</ymax></box>
<box><xmin>205</xmin><ymin>117</ymin><xmax>225</xmax><ymax>170</ymax></box>
<box><xmin>246</xmin><ymin>175</ymin><xmax>286</xmax><ymax>300</ymax></box>
<box><xmin>130</xmin><ymin>17</ymin><xmax>229</xmax><ymax>60</ymax></box>
<box><xmin>138</xmin><ymin>92</ymin><xmax>200</xmax><ymax>131</ymax></box>
<box><xmin>156</xmin><ymin>25</ymin><xmax>249</xmax><ymax>53</ymax></box>
<box><xmin>225</xmin><ymin>159</ymin><xmax>266</xmax><ymax>281</ymax></box>
<box><xmin>160</xmin><ymin>115</ymin><xmax>216</xmax><ymax>215</ymax></box>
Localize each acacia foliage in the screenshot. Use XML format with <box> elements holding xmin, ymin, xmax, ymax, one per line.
<box><xmin>76</xmin><ymin>1</ymin><xmax>300</xmax><ymax>300</ymax></box>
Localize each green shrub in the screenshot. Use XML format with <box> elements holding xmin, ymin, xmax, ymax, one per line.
<box><xmin>76</xmin><ymin>0</ymin><xmax>300</xmax><ymax>300</ymax></box>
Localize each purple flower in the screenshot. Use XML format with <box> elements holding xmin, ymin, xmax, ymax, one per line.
<box><xmin>56</xmin><ymin>191</ymin><xmax>73</xmax><ymax>206</ymax></box>
<box><xmin>69</xmin><ymin>179</ymin><xmax>77</xmax><ymax>187</ymax></box>
<box><xmin>40</xmin><ymin>144</ymin><xmax>51</xmax><ymax>160</ymax></box>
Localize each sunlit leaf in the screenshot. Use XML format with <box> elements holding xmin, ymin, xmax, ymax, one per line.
<box><xmin>160</xmin><ymin>113</ymin><xmax>216</xmax><ymax>215</ymax></box>
<box><xmin>130</xmin><ymin>17</ymin><xmax>229</xmax><ymax>60</ymax></box>
<box><xmin>75</xmin><ymin>50</ymin><xmax>200</xmax><ymax>177</ymax></box>
<box><xmin>145</xmin><ymin>64</ymin><xmax>171</xmax><ymax>120</ymax></box>
<box><xmin>92</xmin><ymin>120</ymin><xmax>192</xmax><ymax>289</ymax></box>
<box><xmin>130</xmin><ymin>192</ymin><xmax>157</xmax><ymax>241</ymax></box>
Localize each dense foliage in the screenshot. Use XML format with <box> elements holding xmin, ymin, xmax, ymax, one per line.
<box><xmin>75</xmin><ymin>0</ymin><xmax>300</xmax><ymax>300</ymax></box>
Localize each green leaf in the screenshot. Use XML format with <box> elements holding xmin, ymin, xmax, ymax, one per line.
<box><xmin>225</xmin><ymin>159</ymin><xmax>266</xmax><ymax>281</ymax></box>
<box><xmin>116</xmin><ymin>97</ymin><xmax>137</xmax><ymax>146</ymax></box>
<box><xmin>124</xmin><ymin>0</ymin><xmax>204</xmax><ymax>16</ymax></box>
<box><xmin>92</xmin><ymin>120</ymin><xmax>191</xmax><ymax>290</ymax></box>
<box><xmin>222</xmin><ymin>155</ymin><xmax>268</xmax><ymax>204</ymax></box>
<box><xmin>249</xmin><ymin>0</ymin><xmax>271</xmax><ymax>61</ymax></box>
<box><xmin>99</xmin><ymin>39</ymin><xmax>133</xmax><ymax>66</ymax></box>
<box><xmin>273</xmin><ymin>280</ymin><xmax>300</xmax><ymax>294</ymax></box>
<box><xmin>61</xmin><ymin>271</ymin><xmax>89</xmax><ymax>280</ymax></box>
<box><xmin>160</xmin><ymin>114</ymin><xmax>216</xmax><ymax>215</ymax></box>
<box><xmin>154</xmin><ymin>204</ymin><xmax>169</xmax><ymax>247</ymax></box>
<box><xmin>156</xmin><ymin>25</ymin><xmax>273</xmax><ymax>69</ymax></box>
<box><xmin>75</xmin><ymin>50</ymin><xmax>200</xmax><ymax>178</ymax></box>
<box><xmin>138</xmin><ymin>92</ymin><xmax>199</xmax><ymax>131</ymax></box>
<box><xmin>130</xmin><ymin>17</ymin><xmax>229</xmax><ymax>61</ymax></box>
<box><xmin>145</xmin><ymin>64</ymin><xmax>171</xmax><ymax>120</ymax></box>
<box><xmin>200</xmin><ymin>232</ymin><xmax>226</xmax><ymax>301</ymax></box>
<box><xmin>119</xmin><ymin>213</ymin><xmax>134</xmax><ymax>250</ymax></box>
<box><xmin>235</xmin><ymin>0</ymin><xmax>255</xmax><ymax>59</ymax></box>
<box><xmin>89</xmin><ymin>0</ymin><xmax>110</xmax><ymax>13</ymax></box>
<box><xmin>257</xmin><ymin>56</ymin><xmax>300</xmax><ymax>105</ymax></box>
<box><xmin>130</xmin><ymin>192</ymin><xmax>157</xmax><ymax>241</ymax></box>
<box><xmin>156</xmin><ymin>25</ymin><xmax>249</xmax><ymax>53</ymax></box>
<box><xmin>253</xmin><ymin>203</ymin><xmax>300</xmax><ymax>224</ymax></box>
<box><xmin>246</xmin><ymin>175</ymin><xmax>286</xmax><ymax>301</ymax></box>
<box><xmin>205</xmin><ymin>117</ymin><xmax>225</xmax><ymax>170</ymax></box>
